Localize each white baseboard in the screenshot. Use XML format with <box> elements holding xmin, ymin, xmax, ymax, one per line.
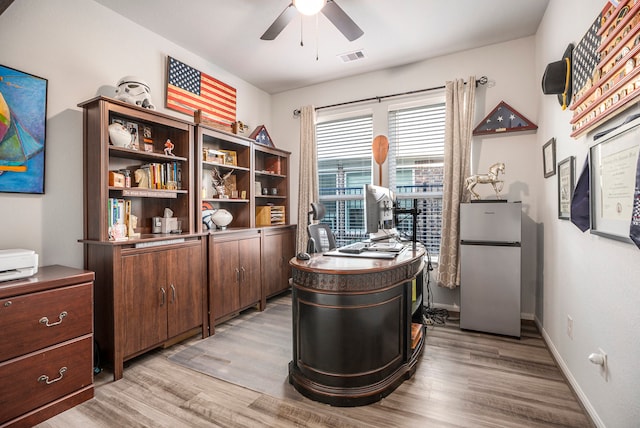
<box><xmin>534</xmin><ymin>317</ymin><xmax>605</xmax><ymax>428</ymax></box>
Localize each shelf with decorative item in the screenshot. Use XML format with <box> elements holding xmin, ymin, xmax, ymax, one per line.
<box><xmin>196</xmin><ymin>125</ymin><xmax>254</xmax><ymax>232</ymax></box>
<box><xmin>571</xmin><ymin>48</ymin><xmax>640</xmax><ymax>137</ymax></box>
<box><xmin>79</xmin><ymin>96</ymin><xmax>194</xmax><ymax>241</ymax></box>
<box><xmin>569</xmin><ymin>0</ymin><xmax>640</xmax><ymax>138</ymax></box>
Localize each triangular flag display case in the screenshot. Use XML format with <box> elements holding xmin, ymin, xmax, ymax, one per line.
<box><xmin>473</xmin><ymin>101</ymin><xmax>538</xmax><ymax>136</ymax></box>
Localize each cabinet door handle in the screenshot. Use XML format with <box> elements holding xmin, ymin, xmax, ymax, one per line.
<box><xmin>240</xmin><ymin>266</ymin><xmax>246</xmax><ymax>282</ymax></box>
<box><xmin>160</xmin><ymin>287</ymin><xmax>166</xmax><ymax>306</ymax></box>
<box><xmin>235</xmin><ymin>268</ymin><xmax>240</xmax><ymax>283</ymax></box>
<box><xmin>170</xmin><ymin>284</ymin><xmax>176</xmax><ymax>303</ymax></box>
<box><xmin>39</xmin><ymin>311</ymin><xmax>68</xmax><ymax>327</ymax></box>
<box><xmin>38</xmin><ymin>367</ymin><xmax>67</xmax><ymax>385</ymax></box>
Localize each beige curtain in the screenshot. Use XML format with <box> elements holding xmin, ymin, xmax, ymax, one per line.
<box><xmin>437</xmin><ymin>77</ymin><xmax>476</xmax><ymax>289</ymax></box>
<box><xmin>296</xmin><ymin>105</ymin><xmax>318</xmax><ymax>253</ymax></box>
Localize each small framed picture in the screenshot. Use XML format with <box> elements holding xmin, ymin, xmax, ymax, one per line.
<box><xmin>126</xmin><ymin>122</ymin><xmax>139</xmax><ymax>150</ymax></box>
<box><xmin>220</xmin><ymin>149</ymin><xmax>237</xmax><ymax>166</ymax></box>
<box><xmin>557</xmin><ymin>156</ymin><xmax>575</xmax><ymax>220</ymax></box>
<box><xmin>543</xmin><ymin>138</ymin><xmax>556</xmax><ymax>178</ymax></box>
<box><xmin>142</xmin><ymin>125</ymin><xmax>153</xmax><ymax>151</ymax></box>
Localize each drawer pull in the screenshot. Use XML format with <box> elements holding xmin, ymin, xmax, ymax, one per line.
<box><xmin>39</xmin><ymin>311</ymin><xmax>68</xmax><ymax>327</ymax></box>
<box><xmin>3</xmin><ymin>301</ymin><xmax>11</xmax><ymax>307</ymax></box>
<box><xmin>38</xmin><ymin>367</ymin><xmax>67</xmax><ymax>385</ymax></box>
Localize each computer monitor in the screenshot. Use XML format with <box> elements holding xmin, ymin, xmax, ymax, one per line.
<box><xmin>364</xmin><ymin>184</ymin><xmax>398</xmax><ymax>241</ymax></box>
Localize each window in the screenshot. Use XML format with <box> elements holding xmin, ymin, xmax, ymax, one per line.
<box><xmin>316</xmin><ymin>115</ymin><xmax>372</xmax><ymax>246</ymax></box>
<box><xmin>388</xmin><ymin>102</ymin><xmax>446</xmax><ymax>255</ymax></box>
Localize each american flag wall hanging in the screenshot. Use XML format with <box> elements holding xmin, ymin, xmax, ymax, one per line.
<box><xmin>166</xmin><ymin>56</ymin><xmax>236</xmax><ymax>126</ymax></box>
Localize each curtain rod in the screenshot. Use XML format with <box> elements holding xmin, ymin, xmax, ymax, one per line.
<box><xmin>293</xmin><ymin>76</ymin><xmax>488</xmax><ymax>117</ymax></box>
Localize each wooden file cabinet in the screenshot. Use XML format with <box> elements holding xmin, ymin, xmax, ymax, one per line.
<box><xmin>0</xmin><ymin>265</ymin><xmax>94</xmax><ymax>428</ymax></box>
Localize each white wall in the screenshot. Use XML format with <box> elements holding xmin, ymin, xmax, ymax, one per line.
<box><xmin>271</xmin><ymin>36</ymin><xmax>541</xmax><ymax>318</ymax></box>
<box><xmin>0</xmin><ymin>0</ymin><xmax>271</xmax><ymax>268</ymax></box>
<box><xmin>534</xmin><ymin>1</ymin><xmax>640</xmax><ymax>427</ymax></box>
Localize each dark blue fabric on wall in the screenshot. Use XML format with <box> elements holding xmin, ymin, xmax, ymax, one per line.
<box><xmin>571</xmin><ymin>157</ymin><xmax>590</xmax><ymax>232</ymax></box>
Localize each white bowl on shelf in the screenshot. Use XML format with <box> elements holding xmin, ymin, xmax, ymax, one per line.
<box><xmin>108</xmin><ymin>123</ymin><xmax>132</xmax><ymax>148</ymax></box>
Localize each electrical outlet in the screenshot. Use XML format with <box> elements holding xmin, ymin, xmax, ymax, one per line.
<box><xmin>567</xmin><ymin>315</ymin><xmax>573</xmax><ymax>339</ymax></box>
<box><xmin>599</xmin><ymin>348</ymin><xmax>608</xmax><ymax>381</ymax></box>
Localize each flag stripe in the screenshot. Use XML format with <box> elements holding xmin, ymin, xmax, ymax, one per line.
<box><xmin>167</xmin><ymin>85</ymin><xmax>236</xmax><ymax>122</ymax></box>
<box><xmin>198</xmin><ymin>85</ymin><xmax>236</xmax><ymax>112</ymax></box>
<box><xmin>202</xmin><ymin>74</ymin><xmax>236</xmax><ymax>100</ymax></box>
<box><xmin>166</xmin><ymin>56</ymin><xmax>236</xmax><ymax>122</ymax></box>
<box><xmin>167</xmin><ymin>87</ymin><xmax>236</xmax><ymax>120</ymax></box>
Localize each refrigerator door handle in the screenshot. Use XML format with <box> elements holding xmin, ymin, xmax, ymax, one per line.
<box><xmin>460</xmin><ymin>240</ymin><xmax>521</xmax><ymax>247</ymax></box>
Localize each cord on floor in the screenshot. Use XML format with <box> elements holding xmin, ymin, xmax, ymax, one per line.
<box><xmin>422</xmin><ymin>250</ymin><xmax>449</xmax><ymax>327</ymax></box>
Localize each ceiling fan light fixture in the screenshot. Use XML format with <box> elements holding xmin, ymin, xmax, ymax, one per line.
<box><xmin>294</xmin><ymin>0</ymin><xmax>326</xmax><ymax>16</ymax></box>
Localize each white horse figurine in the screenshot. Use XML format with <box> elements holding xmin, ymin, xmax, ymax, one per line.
<box><xmin>465</xmin><ymin>162</ymin><xmax>505</xmax><ymax>200</ymax></box>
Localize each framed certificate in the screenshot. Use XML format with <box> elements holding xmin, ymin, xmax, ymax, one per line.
<box><xmin>589</xmin><ymin>116</ymin><xmax>640</xmax><ymax>242</ymax></box>
<box><xmin>543</xmin><ymin>138</ymin><xmax>556</xmax><ymax>178</ymax></box>
<box><xmin>557</xmin><ymin>156</ymin><xmax>575</xmax><ymax>220</ymax></box>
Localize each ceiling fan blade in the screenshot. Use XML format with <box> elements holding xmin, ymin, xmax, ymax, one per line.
<box><xmin>321</xmin><ymin>0</ymin><xmax>363</xmax><ymax>41</ymax></box>
<box><xmin>261</xmin><ymin>3</ymin><xmax>297</xmax><ymax>40</ymax></box>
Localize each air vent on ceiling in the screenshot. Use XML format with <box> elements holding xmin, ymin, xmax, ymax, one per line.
<box><xmin>339</xmin><ymin>50</ymin><xmax>365</xmax><ymax>63</ymax></box>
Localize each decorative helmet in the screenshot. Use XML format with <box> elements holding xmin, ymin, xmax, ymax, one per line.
<box><xmin>114</xmin><ymin>76</ymin><xmax>156</xmax><ymax>110</ymax></box>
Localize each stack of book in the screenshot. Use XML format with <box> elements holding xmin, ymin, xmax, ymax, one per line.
<box><xmin>135</xmin><ymin>162</ymin><xmax>182</xmax><ymax>189</ymax></box>
<box><xmin>107</xmin><ymin>198</ymin><xmax>127</xmax><ymax>241</ymax></box>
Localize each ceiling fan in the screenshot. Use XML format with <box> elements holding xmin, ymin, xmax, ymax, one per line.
<box><xmin>261</xmin><ymin>0</ymin><xmax>364</xmax><ymax>42</ymax></box>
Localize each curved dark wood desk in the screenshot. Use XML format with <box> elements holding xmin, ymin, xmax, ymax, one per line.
<box><xmin>289</xmin><ymin>247</ymin><xmax>426</xmax><ymax>407</ymax></box>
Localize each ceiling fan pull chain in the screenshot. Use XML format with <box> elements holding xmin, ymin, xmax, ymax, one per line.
<box><xmin>316</xmin><ymin>14</ymin><xmax>319</xmax><ymax>61</ymax></box>
<box><xmin>300</xmin><ymin>17</ymin><xmax>304</xmax><ymax>46</ymax></box>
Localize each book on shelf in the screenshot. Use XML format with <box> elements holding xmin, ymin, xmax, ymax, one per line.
<box><xmin>107</xmin><ymin>198</ymin><xmax>127</xmax><ymax>241</ymax></box>
<box><xmin>134</xmin><ymin>162</ymin><xmax>182</xmax><ymax>190</ymax></box>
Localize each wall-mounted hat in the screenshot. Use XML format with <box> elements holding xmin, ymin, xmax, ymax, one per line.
<box><xmin>541</xmin><ymin>44</ymin><xmax>574</xmax><ymax>110</ymax></box>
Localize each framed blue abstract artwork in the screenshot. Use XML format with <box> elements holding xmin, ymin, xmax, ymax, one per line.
<box><xmin>0</xmin><ymin>64</ymin><xmax>47</xmax><ymax>194</ymax></box>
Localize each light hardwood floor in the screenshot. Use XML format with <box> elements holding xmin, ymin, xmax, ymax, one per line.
<box><xmin>36</xmin><ymin>294</ymin><xmax>593</xmax><ymax>428</ymax></box>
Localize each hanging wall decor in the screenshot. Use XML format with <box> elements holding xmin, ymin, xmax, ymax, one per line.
<box><xmin>472</xmin><ymin>101</ymin><xmax>537</xmax><ymax>136</ymax></box>
<box><xmin>166</xmin><ymin>56</ymin><xmax>236</xmax><ymax>131</ymax></box>
<box><xmin>250</xmin><ymin>125</ymin><xmax>275</xmax><ymax>148</ymax></box>
<box><xmin>0</xmin><ymin>64</ymin><xmax>47</xmax><ymax>194</ymax></box>
<box><xmin>557</xmin><ymin>156</ymin><xmax>575</xmax><ymax>219</ymax></box>
<box><xmin>570</xmin><ymin>1</ymin><xmax>640</xmax><ymax>138</ymax></box>
<box><xmin>543</xmin><ymin>138</ymin><xmax>557</xmax><ymax>178</ymax></box>
<box><xmin>589</xmin><ymin>115</ymin><xmax>640</xmax><ymax>242</ymax></box>
<box><xmin>541</xmin><ymin>44</ymin><xmax>574</xmax><ymax>110</ymax></box>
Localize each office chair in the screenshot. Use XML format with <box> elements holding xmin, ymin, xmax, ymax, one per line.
<box><xmin>307</xmin><ymin>202</ymin><xmax>337</xmax><ymax>253</ymax></box>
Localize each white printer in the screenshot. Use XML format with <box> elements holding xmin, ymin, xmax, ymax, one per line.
<box><xmin>0</xmin><ymin>249</ymin><xmax>39</xmax><ymax>282</ymax></box>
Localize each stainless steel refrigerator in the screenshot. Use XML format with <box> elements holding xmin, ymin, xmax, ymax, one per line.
<box><xmin>459</xmin><ymin>202</ymin><xmax>521</xmax><ymax>337</ymax></box>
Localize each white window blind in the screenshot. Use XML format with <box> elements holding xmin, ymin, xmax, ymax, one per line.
<box><xmin>316</xmin><ymin>115</ymin><xmax>373</xmax><ymax>245</ymax></box>
<box><xmin>388</xmin><ymin>103</ymin><xmax>446</xmax><ymax>255</ymax></box>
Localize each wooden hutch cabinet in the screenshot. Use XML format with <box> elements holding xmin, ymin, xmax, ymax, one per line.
<box><xmin>209</xmin><ymin>230</ymin><xmax>262</xmax><ymax>327</ymax></box>
<box><xmin>195</xmin><ymin>125</ymin><xmax>295</xmax><ymax>326</ymax></box>
<box><xmin>79</xmin><ymin>97</ymin><xmax>207</xmax><ymax>380</ymax></box>
<box><xmin>262</xmin><ymin>225</ymin><xmax>296</xmax><ymax>299</ymax></box>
